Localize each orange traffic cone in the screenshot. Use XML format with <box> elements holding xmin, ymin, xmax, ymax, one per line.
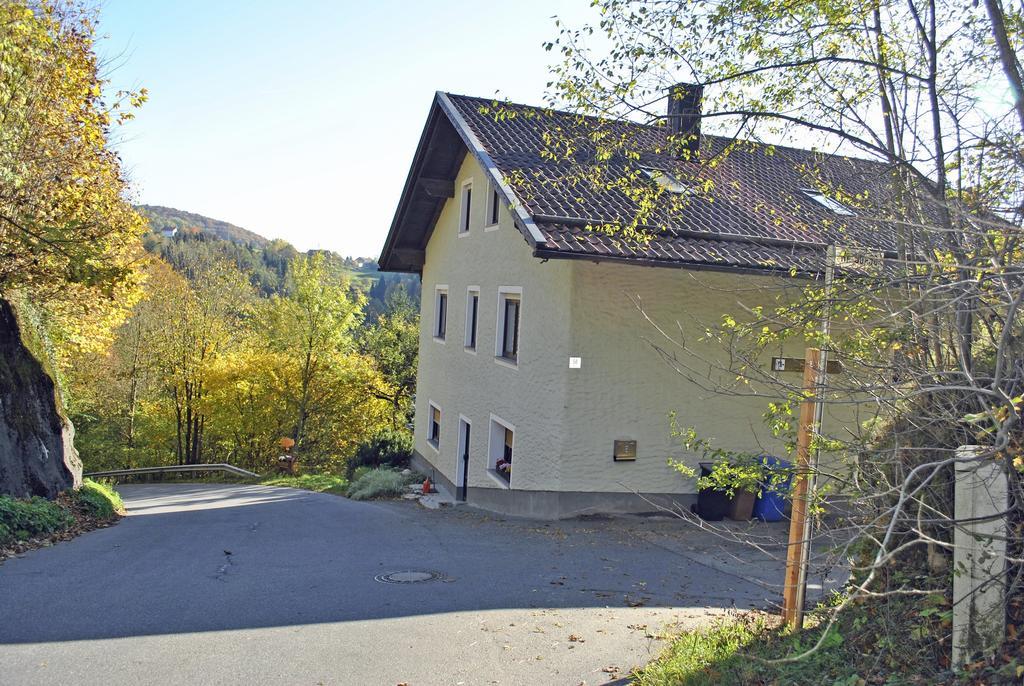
<box><xmin>422</xmin><ymin>478</ymin><xmax>432</xmax><ymax>495</ymax></box>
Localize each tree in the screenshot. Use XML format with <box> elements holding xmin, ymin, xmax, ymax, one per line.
<box><xmin>0</xmin><ymin>1</ymin><xmax>146</xmax><ymax>303</ymax></box>
<box><xmin>0</xmin><ymin>1</ymin><xmax>145</xmax><ymax>497</ymax></box>
<box><xmin>540</xmin><ymin>0</ymin><xmax>1023</xmax><ymax>672</ymax></box>
<box><xmin>361</xmin><ymin>288</ymin><xmax>420</xmax><ymax>427</ymax></box>
<box><xmin>264</xmin><ymin>253</ymin><xmax>364</xmax><ymax>451</ymax></box>
<box><xmin>146</xmin><ymin>254</ymin><xmax>253</xmax><ymax>465</ymax></box>
<box><xmin>203</xmin><ymin>347</ymin><xmax>292</xmax><ymax>471</ymax></box>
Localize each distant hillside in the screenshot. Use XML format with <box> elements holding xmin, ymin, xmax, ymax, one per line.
<box><xmin>137</xmin><ymin>206</ymin><xmax>420</xmax><ymax>315</ymax></box>
<box><xmin>139</xmin><ymin>205</ymin><xmax>269</xmax><ymax>246</ymax></box>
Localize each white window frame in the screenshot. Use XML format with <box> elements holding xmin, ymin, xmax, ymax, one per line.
<box><xmin>458</xmin><ymin>180</ymin><xmax>473</xmax><ymax>235</ymax></box>
<box><xmin>484</xmin><ymin>185</ymin><xmax>500</xmax><ymax>228</ymax></box>
<box><xmin>464</xmin><ymin>286</ymin><xmax>480</xmax><ymax>352</ymax></box>
<box><xmin>433</xmin><ymin>285</ymin><xmax>448</xmax><ymax>342</ymax></box>
<box><xmin>427</xmin><ymin>401</ymin><xmax>442</xmax><ymax>452</ymax></box>
<box><xmin>495</xmin><ymin>286</ymin><xmax>522</xmax><ymax>369</ymax></box>
<box><xmin>487</xmin><ymin>413</ymin><xmax>515</xmax><ymax>489</ymax></box>
<box><xmin>800</xmin><ymin>188</ymin><xmax>856</xmax><ymax>216</ymax></box>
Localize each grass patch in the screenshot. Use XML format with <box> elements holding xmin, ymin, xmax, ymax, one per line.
<box><xmin>260</xmin><ymin>473</ymin><xmax>349</xmax><ymax>495</ymax></box>
<box><xmin>73</xmin><ymin>478</ymin><xmax>125</xmax><ymax>518</ymax></box>
<box><xmin>346</xmin><ymin>468</ymin><xmax>412</xmax><ymax>501</ymax></box>
<box><xmin>1</xmin><ymin>479</ymin><xmax>125</xmax><ymax>556</ymax></box>
<box><xmin>631</xmin><ymin>611</ymin><xmax>856</xmax><ymax>686</ymax></box>
<box><xmin>632</xmin><ymin>581</ymin><xmax>985</xmax><ymax>686</ymax></box>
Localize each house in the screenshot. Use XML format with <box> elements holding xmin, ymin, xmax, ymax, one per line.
<box><xmin>378</xmin><ymin>86</ymin><xmax>899</xmax><ymax>518</ymax></box>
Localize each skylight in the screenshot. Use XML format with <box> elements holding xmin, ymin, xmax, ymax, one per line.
<box><xmin>801</xmin><ymin>188</ymin><xmax>856</xmax><ymax>216</ymax></box>
<box><xmin>641</xmin><ymin>167</ymin><xmax>693</xmax><ymax>195</ymax></box>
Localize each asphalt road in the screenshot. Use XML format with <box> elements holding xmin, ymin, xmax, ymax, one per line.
<box><xmin>0</xmin><ymin>484</ymin><xmax>803</xmax><ymax>685</ymax></box>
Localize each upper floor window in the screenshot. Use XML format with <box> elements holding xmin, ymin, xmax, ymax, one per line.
<box><xmin>434</xmin><ymin>286</ymin><xmax>448</xmax><ymax>340</ymax></box>
<box><xmin>801</xmin><ymin>188</ymin><xmax>856</xmax><ymax>216</ymax></box>
<box><xmin>428</xmin><ymin>402</ymin><xmax>441</xmax><ymax>450</ymax></box>
<box><xmin>459</xmin><ymin>181</ymin><xmax>473</xmax><ymax>234</ymax></box>
<box><xmin>465</xmin><ymin>287</ymin><xmax>479</xmax><ymax>350</ymax></box>
<box><xmin>496</xmin><ymin>288</ymin><xmax>521</xmax><ymax>364</ymax></box>
<box><xmin>486</xmin><ymin>186</ymin><xmax>500</xmax><ymax>227</ymax></box>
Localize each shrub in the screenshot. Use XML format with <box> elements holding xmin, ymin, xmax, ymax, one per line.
<box><xmin>0</xmin><ymin>495</ymin><xmax>74</xmax><ymax>545</ymax></box>
<box><xmin>351</xmin><ymin>465</ymin><xmax>373</xmax><ymax>482</ymax></box>
<box><xmin>73</xmin><ymin>479</ymin><xmax>125</xmax><ymax>518</ymax></box>
<box><xmin>346</xmin><ymin>468</ymin><xmax>411</xmax><ymax>501</ymax></box>
<box><xmin>347</xmin><ymin>428</ymin><xmax>413</xmax><ymax>477</ymax></box>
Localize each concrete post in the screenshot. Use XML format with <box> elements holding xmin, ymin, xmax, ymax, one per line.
<box><xmin>952</xmin><ymin>445</ymin><xmax>1008</xmax><ymax>666</ymax></box>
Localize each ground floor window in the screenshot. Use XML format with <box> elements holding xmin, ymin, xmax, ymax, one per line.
<box><xmin>489</xmin><ymin>415</ymin><xmax>514</xmax><ymax>484</ymax></box>
<box><xmin>428</xmin><ymin>402</ymin><xmax>441</xmax><ymax>450</ymax></box>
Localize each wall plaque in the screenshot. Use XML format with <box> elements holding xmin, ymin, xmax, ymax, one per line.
<box><xmin>613</xmin><ymin>440</ymin><xmax>637</xmax><ymax>461</ymax></box>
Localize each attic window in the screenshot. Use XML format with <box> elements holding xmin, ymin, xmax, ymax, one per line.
<box><xmin>801</xmin><ymin>188</ymin><xmax>856</xmax><ymax>216</ymax></box>
<box><xmin>641</xmin><ymin>167</ymin><xmax>693</xmax><ymax>194</ymax></box>
<box><xmin>459</xmin><ymin>181</ymin><xmax>473</xmax><ymax>233</ymax></box>
<box><xmin>486</xmin><ymin>186</ymin><xmax>500</xmax><ymax>227</ymax></box>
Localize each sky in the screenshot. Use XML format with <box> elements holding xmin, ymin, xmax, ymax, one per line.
<box><xmin>97</xmin><ymin>0</ymin><xmax>599</xmax><ymax>258</ymax></box>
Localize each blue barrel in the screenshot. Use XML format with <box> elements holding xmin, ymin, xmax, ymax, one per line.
<box><xmin>753</xmin><ymin>455</ymin><xmax>792</xmax><ymax>522</ymax></box>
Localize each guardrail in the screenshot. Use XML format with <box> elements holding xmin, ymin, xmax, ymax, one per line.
<box><xmin>84</xmin><ymin>464</ymin><xmax>260</xmax><ymax>480</ymax></box>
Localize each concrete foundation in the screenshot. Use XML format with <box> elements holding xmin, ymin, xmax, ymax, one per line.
<box><xmin>411</xmin><ymin>450</ymin><xmax>695</xmax><ymax>520</ymax></box>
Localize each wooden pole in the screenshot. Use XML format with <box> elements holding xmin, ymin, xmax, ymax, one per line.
<box><xmin>782</xmin><ymin>346</ymin><xmax>821</xmax><ymax>629</ymax></box>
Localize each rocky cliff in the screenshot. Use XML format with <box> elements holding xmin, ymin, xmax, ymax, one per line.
<box><xmin>0</xmin><ymin>298</ymin><xmax>81</xmax><ymax>498</ymax></box>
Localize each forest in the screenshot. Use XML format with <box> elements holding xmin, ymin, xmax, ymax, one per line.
<box><xmin>61</xmin><ymin>212</ymin><xmax>421</xmax><ymax>475</ymax></box>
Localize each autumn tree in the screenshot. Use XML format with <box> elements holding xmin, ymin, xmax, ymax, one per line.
<box><xmin>255</xmin><ymin>252</ymin><xmax>390</xmax><ymax>469</ymax></box>
<box><xmin>361</xmin><ymin>287</ymin><xmax>419</xmax><ymax>427</ymax></box>
<box><xmin>0</xmin><ymin>1</ymin><xmax>145</xmax><ymax>305</ymax></box>
<box><xmin>0</xmin><ymin>1</ymin><xmax>145</xmax><ymax>496</ymax></box>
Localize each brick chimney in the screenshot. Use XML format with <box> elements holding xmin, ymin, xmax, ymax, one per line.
<box><xmin>666</xmin><ymin>82</ymin><xmax>703</xmax><ymax>159</ymax></box>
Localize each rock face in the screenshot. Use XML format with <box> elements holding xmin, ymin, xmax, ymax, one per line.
<box><xmin>0</xmin><ymin>298</ymin><xmax>81</xmax><ymax>498</ymax></box>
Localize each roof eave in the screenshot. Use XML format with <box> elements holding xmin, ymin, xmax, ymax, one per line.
<box><xmin>379</xmin><ymin>92</ymin><xmax>550</xmax><ymax>274</ymax></box>
<box><xmin>434</xmin><ymin>92</ymin><xmax>548</xmax><ymax>249</ymax></box>
<box><xmin>532</xmin><ymin>247</ymin><xmax>822</xmax><ymax>280</ymax></box>
<box><xmin>378</xmin><ymin>97</ymin><xmax>446</xmax><ymax>273</ymax></box>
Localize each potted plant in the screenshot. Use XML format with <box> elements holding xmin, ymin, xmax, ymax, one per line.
<box><xmin>668</xmin><ymin>421</ymin><xmax>764</xmax><ymax>521</ymax></box>
<box><xmin>495</xmin><ymin>457</ymin><xmax>512</xmax><ymax>481</ymax></box>
<box><xmin>697</xmin><ymin>458</ymin><xmax>764</xmax><ymax>521</ymax></box>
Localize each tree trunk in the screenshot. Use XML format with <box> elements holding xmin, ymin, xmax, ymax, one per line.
<box><xmin>0</xmin><ymin>297</ymin><xmax>82</xmax><ymax>498</ymax></box>
<box><xmin>125</xmin><ymin>321</ymin><xmax>142</xmax><ymax>450</ymax></box>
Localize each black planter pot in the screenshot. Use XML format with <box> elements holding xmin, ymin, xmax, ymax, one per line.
<box><xmin>691</xmin><ymin>462</ymin><xmax>730</xmax><ymax>521</ymax></box>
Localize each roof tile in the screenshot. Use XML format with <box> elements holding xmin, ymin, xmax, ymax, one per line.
<box><xmin>445</xmin><ymin>93</ymin><xmax>911</xmax><ymax>273</ymax></box>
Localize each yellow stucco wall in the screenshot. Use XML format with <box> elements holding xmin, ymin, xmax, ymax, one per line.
<box><xmin>563</xmin><ymin>264</ymin><xmax>827</xmax><ymax>493</ymax></box>
<box><xmin>413</xmin><ymin>154</ymin><xmax>573</xmax><ymax>493</ymax></box>
<box><xmin>414</xmin><ymin>153</ymin><xmax>853</xmax><ymax>498</ymax></box>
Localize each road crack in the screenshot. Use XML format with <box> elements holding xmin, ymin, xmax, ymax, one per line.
<box><xmin>213</xmin><ymin>549</ymin><xmax>234</xmax><ymax>582</ymax></box>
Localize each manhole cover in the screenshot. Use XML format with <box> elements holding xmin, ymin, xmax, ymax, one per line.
<box><xmin>374</xmin><ymin>570</ymin><xmax>444</xmax><ymax>584</ymax></box>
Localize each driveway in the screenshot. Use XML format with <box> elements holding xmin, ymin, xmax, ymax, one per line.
<box><xmin>0</xmin><ymin>484</ymin><xmax>828</xmax><ymax>685</ymax></box>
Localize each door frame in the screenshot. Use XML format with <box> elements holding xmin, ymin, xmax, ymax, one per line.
<box><xmin>456</xmin><ymin>415</ymin><xmax>471</xmax><ymax>501</ymax></box>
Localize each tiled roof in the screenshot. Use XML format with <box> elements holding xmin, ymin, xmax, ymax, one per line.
<box><xmin>443</xmin><ymin>93</ymin><xmax>907</xmax><ymax>274</ymax></box>
<box><xmin>539</xmin><ymin>223</ymin><xmax>828</xmax><ymax>273</ymax></box>
<box><xmin>379</xmin><ymin>91</ymin><xmax>918</xmax><ymax>275</ymax></box>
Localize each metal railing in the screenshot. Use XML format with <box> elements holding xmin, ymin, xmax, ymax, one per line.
<box><xmin>84</xmin><ymin>463</ymin><xmax>260</xmax><ymax>480</ymax></box>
